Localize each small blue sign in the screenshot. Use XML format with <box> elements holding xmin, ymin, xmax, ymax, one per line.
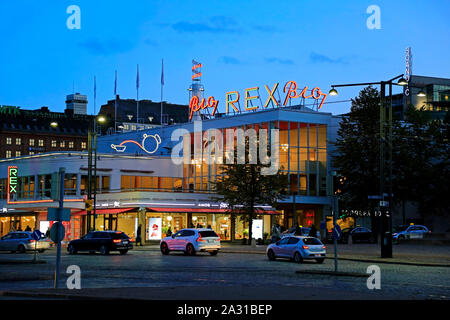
<box><xmin>31</xmin><ymin>230</ymin><xmax>42</xmax><ymax>241</ymax></box>
<box><xmin>332</xmin><ymin>224</ymin><xmax>342</xmax><ymax>240</ymax></box>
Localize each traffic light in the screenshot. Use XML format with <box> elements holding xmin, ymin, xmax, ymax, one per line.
<box><xmin>85</xmin><ymin>199</ymin><xmax>93</xmax><ymax>211</ymax></box>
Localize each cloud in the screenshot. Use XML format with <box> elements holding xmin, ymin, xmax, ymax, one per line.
<box><xmin>310</xmin><ymin>52</ymin><xmax>348</xmax><ymax>64</ymax></box>
<box><xmin>171</xmin><ymin>16</ymin><xmax>240</xmax><ymax>33</ymax></box>
<box><xmin>219</xmin><ymin>56</ymin><xmax>242</xmax><ymax>65</ymax></box>
<box><xmin>265</xmin><ymin>57</ymin><xmax>295</xmax><ymax>65</ymax></box>
<box><xmin>79</xmin><ymin>38</ymin><xmax>134</xmax><ymax>55</ymax></box>
<box><xmin>252</xmin><ymin>25</ymin><xmax>280</xmax><ymax>33</ymax></box>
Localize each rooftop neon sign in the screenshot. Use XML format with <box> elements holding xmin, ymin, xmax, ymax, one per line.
<box><xmin>188</xmin><ymin>80</ymin><xmax>328</xmax><ymax>120</ymax></box>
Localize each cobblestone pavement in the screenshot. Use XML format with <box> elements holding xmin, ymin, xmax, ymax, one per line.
<box><xmin>0</xmin><ymin>247</ymin><xmax>449</xmax><ymax>300</ymax></box>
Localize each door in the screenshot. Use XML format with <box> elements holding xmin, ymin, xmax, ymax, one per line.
<box><xmin>79</xmin><ymin>232</ymin><xmax>94</xmax><ymax>251</ymax></box>
<box><xmin>273</xmin><ymin>237</ymin><xmax>289</xmax><ymax>257</ymax></box>
<box><xmin>0</xmin><ymin>233</ymin><xmax>14</xmax><ymax>250</ymax></box>
<box><xmin>167</xmin><ymin>231</ymin><xmax>183</xmax><ymax>250</ymax></box>
<box><xmin>285</xmin><ymin>237</ymin><xmax>301</xmax><ymax>258</ymax></box>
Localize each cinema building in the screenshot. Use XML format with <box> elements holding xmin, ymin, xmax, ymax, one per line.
<box><xmin>0</xmin><ymin>101</ymin><xmax>335</xmax><ymax>242</ymax></box>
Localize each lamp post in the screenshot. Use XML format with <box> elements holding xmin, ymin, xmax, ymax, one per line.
<box><xmin>87</xmin><ymin>116</ymin><xmax>106</xmax><ymax>232</ymax></box>
<box><xmin>328</xmin><ymin>74</ymin><xmax>407</xmax><ymax>258</ymax></box>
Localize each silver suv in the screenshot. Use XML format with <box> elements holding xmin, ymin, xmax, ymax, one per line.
<box><xmin>160</xmin><ymin>228</ymin><xmax>221</xmax><ymax>256</ymax></box>
<box><xmin>0</xmin><ymin>232</ymin><xmax>51</xmax><ymax>253</ymax></box>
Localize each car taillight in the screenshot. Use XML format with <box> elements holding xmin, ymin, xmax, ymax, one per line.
<box><xmin>29</xmin><ymin>239</ymin><xmax>36</xmax><ymax>243</ymax></box>
<box><xmin>302</xmin><ymin>245</ymin><xmax>309</xmax><ymax>249</ymax></box>
<box><xmin>197</xmin><ymin>234</ymin><xmax>206</xmax><ymax>242</ymax></box>
<box><xmin>322</xmin><ymin>245</ymin><xmax>326</xmax><ymax>249</ymax></box>
<box><xmin>113</xmin><ymin>239</ymin><xmax>121</xmax><ymax>243</ymax></box>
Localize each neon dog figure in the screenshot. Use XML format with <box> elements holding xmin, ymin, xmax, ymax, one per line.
<box><xmin>111</xmin><ymin>134</ymin><xmax>162</xmax><ymax>154</ymax></box>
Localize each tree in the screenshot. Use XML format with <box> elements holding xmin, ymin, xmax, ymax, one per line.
<box><xmin>332</xmin><ymin>86</ymin><xmax>382</xmax><ymax>217</ymax></box>
<box><xmin>212</xmin><ymin>151</ymin><xmax>288</xmax><ymax>245</ymax></box>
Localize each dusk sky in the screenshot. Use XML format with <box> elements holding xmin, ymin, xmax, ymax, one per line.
<box><xmin>0</xmin><ymin>0</ymin><xmax>449</xmax><ymax>115</ymax></box>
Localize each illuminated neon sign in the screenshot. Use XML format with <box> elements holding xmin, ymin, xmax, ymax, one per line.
<box><xmin>111</xmin><ymin>134</ymin><xmax>162</xmax><ymax>154</ymax></box>
<box><xmin>188</xmin><ymin>80</ymin><xmax>328</xmax><ymax>120</ymax></box>
<box><xmin>8</xmin><ymin>166</ymin><xmax>18</xmax><ymax>198</ymax></box>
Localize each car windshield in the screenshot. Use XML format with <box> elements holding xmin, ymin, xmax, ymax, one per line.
<box><xmin>109</xmin><ymin>232</ymin><xmax>129</xmax><ymax>239</ymax></box>
<box><xmin>199</xmin><ymin>231</ymin><xmax>219</xmax><ymax>238</ymax></box>
<box><xmin>303</xmin><ymin>238</ymin><xmax>322</xmax><ymax>245</ymax></box>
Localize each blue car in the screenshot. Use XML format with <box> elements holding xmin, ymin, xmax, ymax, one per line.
<box><xmin>266</xmin><ymin>236</ymin><xmax>326</xmax><ymax>263</ymax></box>
<box><xmin>393</xmin><ymin>225</ymin><xmax>430</xmax><ymax>241</ymax></box>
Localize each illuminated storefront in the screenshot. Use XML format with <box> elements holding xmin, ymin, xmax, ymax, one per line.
<box><xmin>1</xmin><ymin>103</ymin><xmax>333</xmax><ymax>241</ymax></box>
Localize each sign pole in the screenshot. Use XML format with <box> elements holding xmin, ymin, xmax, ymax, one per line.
<box><xmin>54</xmin><ymin>167</ymin><xmax>65</xmax><ymax>289</ymax></box>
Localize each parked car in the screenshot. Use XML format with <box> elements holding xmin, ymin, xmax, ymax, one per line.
<box><xmin>393</xmin><ymin>225</ymin><xmax>430</xmax><ymax>241</ymax></box>
<box><xmin>160</xmin><ymin>228</ymin><xmax>220</xmax><ymax>256</ymax></box>
<box><xmin>266</xmin><ymin>236</ymin><xmax>326</xmax><ymax>263</ymax></box>
<box><xmin>67</xmin><ymin>231</ymin><xmax>133</xmax><ymax>255</ymax></box>
<box><xmin>281</xmin><ymin>227</ymin><xmax>320</xmax><ymax>238</ymax></box>
<box><xmin>340</xmin><ymin>227</ymin><xmax>376</xmax><ymax>244</ymax></box>
<box><xmin>0</xmin><ymin>231</ymin><xmax>51</xmax><ymax>253</ymax></box>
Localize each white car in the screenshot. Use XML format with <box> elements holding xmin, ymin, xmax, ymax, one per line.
<box><xmin>267</xmin><ymin>236</ymin><xmax>326</xmax><ymax>263</ymax></box>
<box><xmin>393</xmin><ymin>225</ymin><xmax>430</xmax><ymax>241</ymax></box>
<box><xmin>160</xmin><ymin>228</ymin><xmax>221</xmax><ymax>256</ymax></box>
<box><xmin>0</xmin><ymin>232</ymin><xmax>51</xmax><ymax>253</ymax></box>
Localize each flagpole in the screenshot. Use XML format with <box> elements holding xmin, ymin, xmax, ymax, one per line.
<box><xmin>136</xmin><ymin>64</ymin><xmax>139</xmax><ymax>124</ymax></box>
<box><xmin>114</xmin><ymin>70</ymin><xmax>117</xmax><ymax>133</ymax></box>
<box><xmin>160</xmin><ymin>59</ymin><xmax>164</xmax><ymax>132</ymax></box>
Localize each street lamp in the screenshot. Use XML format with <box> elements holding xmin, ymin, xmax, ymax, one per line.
<box><xmin>50</xmin><ymin>121</ymin><xmax>58</xmax><ymax>128</ymax></box>
<box><xmin>329</xmin><ymin>74</ymin><xmax>405</xmax><ymax>258</ymax></box>
<box><xmin>87</xmin><ymin>115</ymin><xmax>106</xmax><ymax>232</ymax></box>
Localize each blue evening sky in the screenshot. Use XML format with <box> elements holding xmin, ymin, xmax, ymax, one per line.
<box><xmin>0</xmin><ymin>0</ymin><xmax>449</xmax><ymax>116</ymax></box>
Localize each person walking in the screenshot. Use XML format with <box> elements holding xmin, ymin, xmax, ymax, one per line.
<box><xmin>136</xmin><ymin>224</ymin><xmax>142</xmax><ymax>246</ymax></box>
<box><xmin>308</xmin><ymin>224</ymin><xmax>318</xmax><ymax>238</ymax></box>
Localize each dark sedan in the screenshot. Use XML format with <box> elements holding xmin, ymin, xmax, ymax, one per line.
<box><xmin>68</xmin><ymin>231</ymin><xmax>133</xmax><ymax>255</ymax></box>
<box><xmin>340</xmin><ymin>227</ymin><xmax>376</xmax><ymax>244</ymax></box>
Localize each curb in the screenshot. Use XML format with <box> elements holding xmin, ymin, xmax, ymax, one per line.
<box><xmin>295</xmin><ymin>270</ymin><xmax>368</xmax><ymax>277</ymax></box>
<box><xmin>0</xmin><ymin>260</ymin><xmax>46</xmax><ymax>265</ymax></box>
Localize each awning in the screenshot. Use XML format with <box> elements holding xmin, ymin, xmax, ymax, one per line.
<box><xmin>147</xmin><ymin>207</ymin><xmax>281</xmax><ymax>215</ymax></box>
<box><xmin>73</xmin><ymin>208</ymin><xmax>135</xmax><ymax>216</ymax></box>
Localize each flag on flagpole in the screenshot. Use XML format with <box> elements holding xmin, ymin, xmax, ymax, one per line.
<box><xmin>114</xmin><ymin>70</ymin><xmax>117</xmax><ymax>96</ymax></box>
<box><xmin>94</xmin><ymin>76</ymin><xmax>97</xmax><ymax>114</ymax></box>
<box><xmin>136</xmin><ymin>64</ymin><xmax>140</xmax><ymax>90</ymax></box>
<box><xmin>161</xmin><ymin>59</ymin><xmax>164</xmax><ymax>86</ymax></box>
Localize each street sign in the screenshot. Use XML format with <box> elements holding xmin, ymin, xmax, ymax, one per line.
<box><xmin>31</xmin><ymin>230</ymin><xmax>42</xmax><ymax>241</ymax></box>
<box><xmin>47</xmin><ymin>207</ymin><xmax>71</xmax><ymax>221</ymax></box>
<box><xmin>49</xmin><ymin>222</ymin><xmax>65</xmax><ymax>243</ymax></box>
<box><xmin>332</xmin><ymin>224</ymin><xmax>342</xmax><ymax>240</ymax></box>
<box><xmin>379</xmin><ymin>201</ymin><xmax>389</xmax><ymax>207</ymax></box>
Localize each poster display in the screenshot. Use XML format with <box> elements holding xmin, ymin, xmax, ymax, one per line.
<box><xmin>252</xmin><ymin>219</ymin><xmax>263</xmax><ymax>240</ymax></box>
<box><xmin>148</xmin><ymin>218</ymin><xmax>162</xmax><ymax>240</ymax></box>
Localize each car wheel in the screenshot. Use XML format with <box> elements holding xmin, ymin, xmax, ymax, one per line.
<box><xmin>315</xmin><ymin>258</ymin><xmax>325</xmax><ymax>264</ymax></box>
<box><xmin>267</xmin><ymin>249</ymin><xmax>276</xmax><ymax>261</ymax></box>
<box><xmin>209</xmin><ymin>250</ymin><xmax>218</xmax><ymax>256</ymax></box>
<box><xmin>119</xmin><ymin>250</ymin><xmax>128</xmax><ymax>255</ymax></box>
<box><xmin>294</xmin><ymin>252</ymin><xmax>303</xmax><ymax>263</ymax></box>
<box><xmin>68</xmin><ymin>245</ymin><xmax>77</xmax><ymax>255</ymax></box>
<box><xmin>17</xmin><ymin>245</ymin><xmax>26</xmax><ymax>254</ymax></box>
<box><xmin>186</xmin><ymin>244</ymin><xmax>196</xmax><ymax>256</ymax></box>
<box><xmin>160</xmin><ymin>242</ymin><xmax>169</xmax><ymax>255</ymax></box>
<box><xmin>100</xmin><ymin>245</ymin><xmax>109</xmax><ymax>255</ymax></box>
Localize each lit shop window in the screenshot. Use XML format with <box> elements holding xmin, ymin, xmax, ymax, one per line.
<box><xmin>52</xmin><ymin>140</ymin><xmax>57</xmax><ymax>147</ymax></box>
<box><xmin>16</xmin><ymin>138</ymin><xmax>21</xmax><ymax>145</ymax></box>
<box><xmin>69</xmin><ymin>141</ymin><xmax>74</xmax><ymax>149</ymax></box>
<box><xmin>29</xmin><ymin>151</ymin><xmax>35</xmax><ymax>155</ymax></box>
<box><xmin>16</xmin><ymin>151</ymin><xmax>21</xmax><ymax>157</ymax></box>
<box><xmin>60</xmin><ymin>141</ymin><xmax>65</xmax><ymax>148</ymax></box>
<box><xmin>29</xmin><ymin>139</ymin><xmax>35</xmax><ymax>146</ymax></box>
<box><xmin>6</xmin><ymin>150</ymin><xmax>12</xmax><ymax>158</ymax></box>
<box><xmin>81</xmin><ymin>142</ymin><xmax>87</xmax><ymax>149</ymax></box>
<box><xmin>38</xmin><ymin>140</ymin><xmax>44</xmax><ymax>147</ymax></box>
<box><xmin>6</xmin><ymin>137</ymin><xmax>12</xmax><ymax>145</ymax></box>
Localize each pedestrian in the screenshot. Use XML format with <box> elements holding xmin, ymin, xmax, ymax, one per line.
<box><xmin>167</xmin><ymin>227</ymin><xmax>172</xmax><ymax>236</ymax></box>
<box><xmin>45</xmin><ymin>229</ymin><xmax>50</xmax><ymax>238</ymax></box>
<box><xmin>25</xmin><ymin>226</ymin><xmax>31</xmax><ymax>232</ymax></box>
<box><xmin>17</xmin><ymin>226</ymin><xmax>23</xmax><ymax>231</ymax></box>
<box><xmin>136</xmin><ymin>224</ymin><xmax>142</xmax><ymax>246</ymax></box>
<box><xmin>308</xmin><ymin>224</ymin><xmax>318</xmax><ymax>238</ymax></box>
